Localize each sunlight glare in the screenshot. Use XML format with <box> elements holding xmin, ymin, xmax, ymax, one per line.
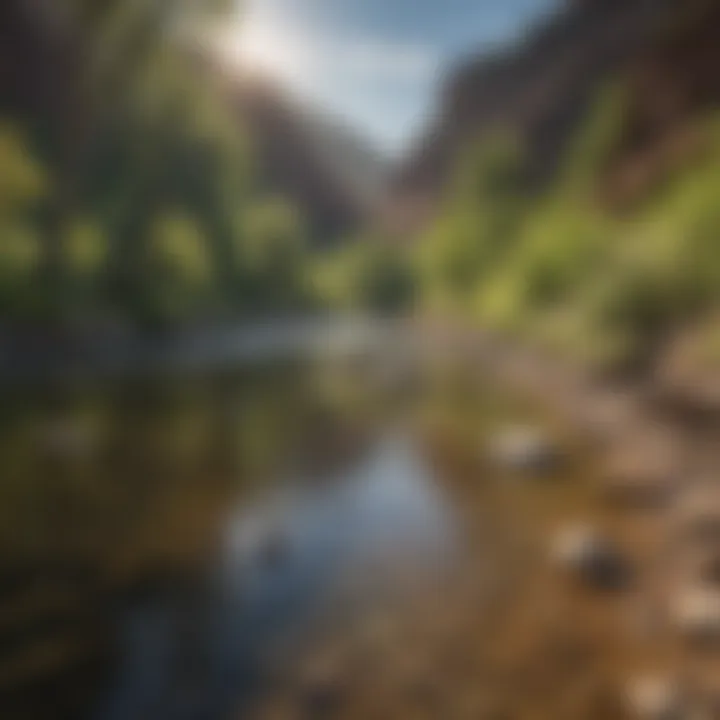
<box><xmin>220</xmin><ymin>16</ymin><xmax>310</xmax><ymax>85</ymax></box>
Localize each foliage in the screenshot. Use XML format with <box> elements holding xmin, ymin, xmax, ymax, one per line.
<box><xmin>559</xmin><ymin>82</ymin><xmax>628</xmax><ymax>194</ymax></box>
<box><xmin>0</xmin><ymin>125</ymin><xmax>47</xmax><ymax>316</ymax></box>
<box><xmin>140</xmin><ymin>211</ymin><xmax>213</xmax><ymax>321</ymax></box>
<box><xmin>313</xmin><ymin>236</ymin><xmax>417</xmax><ymax>314</ymax></box>
<box><xmin>0</xmin><ymin>124</ymin><xmax>46</xmax><ymax>213</ymax></box>
<box><xmin>237</xmin><ymin>198</ymin><xmax>310</xmax><ymax>312</ymax></box>
<box><xmin>416</xmin><ymin>133</ymin><xmax>528</xmax><ymax>312</ymax></box>
<box><xmin>0</xmin><ymin>0</ymin><xmax>317</xmax><ymax>327</ymax></box>
<box><xmin>414</xmin><ymin>83</ymin><xmax>720</xmax><ymax>372</ymax></box>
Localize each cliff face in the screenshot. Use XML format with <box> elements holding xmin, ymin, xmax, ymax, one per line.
<box><xmin>391</xmin><ymin>0</ymin><xmax>689</xmax><ymax>225</ymax></box>
<box><xmin>600</xmin><ymin>0</ymin><xmax>720</xmax><ymax>207</ymax></box>
<box><xmin>231</xmin><ymin>79</ymin><xmax>386</xmax><ymax>243</ymax></box>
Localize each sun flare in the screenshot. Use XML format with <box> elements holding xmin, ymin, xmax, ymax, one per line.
<box><xmin>219</xmin><ymin>17</ymin><xmax>308</xmax><ymax>82</ymax></box>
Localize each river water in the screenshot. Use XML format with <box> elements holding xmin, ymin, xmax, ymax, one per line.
<box><xmin>0</xmin><ymin>330</ymin><xmax>634</xmax><ymax>720</ymax></box>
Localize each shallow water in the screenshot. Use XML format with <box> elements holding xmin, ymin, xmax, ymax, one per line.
<box><xmin>0</xmin><ymin>351</ymin><xmax>631</xmax><ymax>720</ymax></box>
<box><xmin>97</xmin><ymin>433</ymin><xmax>459</xmax><ymax>720</ymax></box>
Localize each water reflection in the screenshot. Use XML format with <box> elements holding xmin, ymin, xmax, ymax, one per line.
<box><xmin>96</xmin><ymin>433</ymin><xmax>458</xmax><ymax>720</ymax></box>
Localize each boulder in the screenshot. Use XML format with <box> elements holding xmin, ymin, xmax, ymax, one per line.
<box><xmin>488</xmin><ymin>425</ymin><xmax>562</xmax><ymax>476</ymax></box>
<box><xmin>550</xmin><ymin>523</ymin><xmax>630</xmax><ymax>590</ymax></box>
<box><xmin>232</xmin><ymin>518</ymin><xmax>292</xmax><ymax>572</ymax></box>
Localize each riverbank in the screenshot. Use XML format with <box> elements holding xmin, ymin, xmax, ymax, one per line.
<box><xmin>418</xmin><ymin>321</ymin><xmax>720</xmax><ymax>716</ymax></box>
<box><xmin>422</xmin><ymin>319</ymin><xmax>718</xmax><ymax>471</ymax></box>
<box><xmin>0</xmin><ymin>317</ymin><xmax>392</xmax><ymax>383</ymax></box>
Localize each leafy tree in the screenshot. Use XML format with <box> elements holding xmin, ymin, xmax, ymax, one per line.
<box><xmin>237</xmin><ymin>198</ymin><xmax>308</xmax><ymax>311</ymax></box>
<box><xmin>0</xmin><ymin>124</ymin><xmax>47</xmax><ymax>317</ymax></box>
<box><xmin>143</xmin><ymin>210</ymin><xmax>213</xmax><ymax>322</ymax></box>
<box><xmin>0</xmin><ymin>0</ymin><xmax>324</xmax><ymax>325</ymax></box>
<box><xmin>315</xmin><ymin>237</ymin><xmax>416</xmax><ymax>314</ymax></box>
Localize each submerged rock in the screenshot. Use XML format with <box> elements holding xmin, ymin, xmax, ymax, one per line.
<box><xmin>232</xmin><ymin>518</ymin><xmax>292</xmax><ymax>573</ymax></box>
<box><xmin>488</xmin><ymin>425</ymin><xmax>562</xmax><ymax>476</ymax></box>
<box><xmin>625</xmin><ymin>676</ymin><xmax>686</xmax><ymax>720</ymax></box>
<box><xmin>550</xmin><ymin>524</ymin><xmax>630</xmax><ymax>590</ymax></box>
<box><xmin>256</xmin><ymin>529</ymin><xmax>291</xmax><ymax>569</ymax></box>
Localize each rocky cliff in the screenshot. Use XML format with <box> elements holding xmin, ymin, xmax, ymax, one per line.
<box><xmin>391</xmin><ymin>0</ymin><xmax>713</xmax><ymax>226</ymax></box>
<box><xmin>230</xmin><ymin>78</ymin><xmax>386</xmax><ymax>243</ymax></box>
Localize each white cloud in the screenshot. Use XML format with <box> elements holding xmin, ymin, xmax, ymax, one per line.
<box><xmin>222</xmin><ymin>12</ymin><xmax>438</xmax><ymax>87</ymax></box>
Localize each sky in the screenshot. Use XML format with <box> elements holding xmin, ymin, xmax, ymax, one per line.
<box><xmin>223</xmin><ymin>0</ymin><xmax>558</xmax><ymax>156</ymax></box>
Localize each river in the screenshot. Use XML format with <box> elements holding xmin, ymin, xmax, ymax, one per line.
<box><xmin>0</xmin><ymin>323</ymin><xmax>637</xmax><ymax>720</ymax></box>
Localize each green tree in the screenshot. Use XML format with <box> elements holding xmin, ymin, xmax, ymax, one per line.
<box><xmin>143</xmin><ymin>210</ymin><xmax>213</xmax><ymax>322</ymax></box>
<box><xmin>314</xmin><ymin>237</ymin><xmax>416</xmax><ymax>314</ymax></box>
<box><xmin>0</xmin><ymin>124</ymin><xmax>46</xmax><ymax>317</ymax></box>
<box><xmin>237</xmin><ymin>198</ymin><xmax>310</xmax><ymax>312</ymax></box>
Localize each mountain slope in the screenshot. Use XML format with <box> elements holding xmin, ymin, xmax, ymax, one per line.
<box><xmin>229</xmin><ymin>77</ymin><xmax>387</xmax><ymax>243</ymax></box>
<box><xmin>0</xmin><ymin>2</ymin><xmax>385</xmax><ymax>248</ymax></box>
<box><xmin>391</xmin><ymin>0</ymin><xmax>677</xmax><ymax>227</ymax></box>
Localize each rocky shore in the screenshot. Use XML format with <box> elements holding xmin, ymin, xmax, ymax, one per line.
<box><xmin>458</xmin><ymin>327</ymin><xmax>720</xmax><ymax>718</ymax></box>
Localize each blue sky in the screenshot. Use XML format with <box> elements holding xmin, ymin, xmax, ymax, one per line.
<box><xmin>226</xmin><ymin>0</ymin><xmax>558</xmax><ymax>155</ymax></box>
